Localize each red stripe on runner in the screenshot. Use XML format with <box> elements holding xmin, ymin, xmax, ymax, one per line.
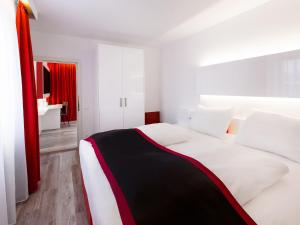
<box><xmin>85</xmin><ymin>137</ymin><xmax>136</xmax><ymax>225</ymax></box>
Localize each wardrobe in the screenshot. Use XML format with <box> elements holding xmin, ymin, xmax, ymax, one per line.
<box><xmin>98</xmin><ymin>44</ymin><xmax>145</xmax><ymax>132</ymax></box>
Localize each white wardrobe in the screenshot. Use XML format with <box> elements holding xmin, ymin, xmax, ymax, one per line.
<box><xmin>98</xmin><ymin>44</ymin><xmax>145</xmax><ymax>132</ymax></box>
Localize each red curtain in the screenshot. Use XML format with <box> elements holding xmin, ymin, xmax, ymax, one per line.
<box><xmin>48</xmin><ymin>63</ymin><xmax>77</xmax><ymax>121</ymax></box>
<box><xmin>16</xmin><ymin>2</ymin><xmax>40</xmax><ymax>193</ymax></box>
<box><xmin>36</xmin><ymin>62</ymin><xmax>44</xmax><ymax>99</ymax></box>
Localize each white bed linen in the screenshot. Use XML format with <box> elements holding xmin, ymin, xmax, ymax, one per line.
<box><xmin>137</xmin><ymin>123</ymin><xmax>190</xmax><ymax>146</ymax></box>
<box><xmin>79</xmin><ymin>125</ymin><xmax>300</xmax><ymax>225</ymax></box>
<box><xmin>236</xmin><ymin>110</ymin><xmax>300</xmax><ymax>163</ymax></box>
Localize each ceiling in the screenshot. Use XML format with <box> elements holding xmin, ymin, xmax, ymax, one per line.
<box><xmin>30</xmin><ymin>0</ymin><xmax>273</xmax><ymax>45</ymax></box>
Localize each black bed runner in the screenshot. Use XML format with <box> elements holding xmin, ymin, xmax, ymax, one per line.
<box><xmin>86</xmin><ymin>129</ymin><xmax>256</xmax><ymax>225</ymax></box>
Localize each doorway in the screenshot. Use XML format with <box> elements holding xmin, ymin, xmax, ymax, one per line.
<box><xmin>34</xmin><ymin>60</ymin><xmax>79</xmax><ymax>154</ymax></box>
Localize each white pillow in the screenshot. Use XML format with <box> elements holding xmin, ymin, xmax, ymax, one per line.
<box><xmin>189</xmin><ymin>105</ymin><xmax>233</xmax><ymax>139</ymax></box>
<box><xmin>236</xmin><ymin>110</ymin><xmax>300</xmax><ymax>162</ymax></box>
<box><xmin>212</xmin><ymin>157</ymin><xmax>289</xmax><ymax>205</ymax></box>
<box><xmin>137</xmin><ymin>123</ymin><xmax>189</xmax><ymax>146</ymax></box>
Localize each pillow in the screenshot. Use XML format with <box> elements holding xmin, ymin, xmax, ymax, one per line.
<box><xmin>189</xmin><ymin>105</ymin><xmax>233</xmax><ymax>139</ymax></box>
<box><xmin>212</xmin><ymin>157</ymin><xmax>289</xmax><ymax>205</ymax></box>
<box><xmin>236</xmin><ymin>110</ymin><xmax>300</xmax><ymax>162</ymax></box>
<box><xmin>137</xmin><ymin>123</ymin><xmax>189</xmax><ymax>146</ymax></box>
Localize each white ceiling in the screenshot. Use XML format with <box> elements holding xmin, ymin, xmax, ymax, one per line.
<box><xmin>30</xmin><ymin>0</ymin><xmax>273</xmax><ymax>45</ymax></box>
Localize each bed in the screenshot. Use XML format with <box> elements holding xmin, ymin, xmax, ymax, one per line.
<box><xmin>79</xmin><ymin>100</ymin><xmax>300</xmax><ymax>225</ymax></box>
<box><xmin>79</xmin><ymin>120</ymin><xmax>300</xmax><ymax>225</ymax></box>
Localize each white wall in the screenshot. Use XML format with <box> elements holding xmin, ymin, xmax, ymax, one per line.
<box><xmin>195</xmin><ymin>49</ymin><xmax>300</xmax><ymax>98</ymax></box>
<box><xmin>160</xmin><ymin>0</ymin><xmax>300</xmax><ymax>122</ymax></box>
<box><xmin>31</xmin><ymin>31</ymin><xmax>160</xmax><ymax>138</ymax></box>
<box><xmin>144</xmin><ymin>48</ymin><xmax>160</xmax><ymax>112</ymax></box>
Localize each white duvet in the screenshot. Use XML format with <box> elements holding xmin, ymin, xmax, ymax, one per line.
<box><xmin>168</xmin><ymin>141</ymin><xmax>289</xmax><ymax>206</ymax></box>
<box><xmin>80</xmin><ymin>123</ymin><xmax>300</xmax><ymax>225</ymax></box>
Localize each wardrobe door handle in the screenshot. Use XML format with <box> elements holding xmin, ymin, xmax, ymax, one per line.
<box><xmin>120</xmin><ymin>98</ymin><xmax>123</xmax><ymax>107</ymax></box>
<box><xmin>125</xmin><ymin>98</ymin><xmax>127</xmax><ymax>107</ymax></box>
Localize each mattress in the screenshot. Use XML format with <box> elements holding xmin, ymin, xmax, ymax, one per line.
<box><xmin>79</xmin><ymin>125</ymin><xmax>300</xmax><ymax>225</ymax></box>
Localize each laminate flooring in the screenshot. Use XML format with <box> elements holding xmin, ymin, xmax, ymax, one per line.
<box><xmin>40</xmin><ymin>122</ymin><xmax>77</xmax><ymax>154</ymax></box>
<box><xmin>16</xmin><ymin>150</ymin><xmax>89</xmax><ymax>225</ymax></box>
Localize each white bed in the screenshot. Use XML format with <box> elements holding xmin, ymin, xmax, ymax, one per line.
<box><xmin>79</xmin><ymin>123</ymin><xmax>300</xmax><ymax>225</ymax></box>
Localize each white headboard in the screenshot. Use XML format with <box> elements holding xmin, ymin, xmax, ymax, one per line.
<box><xmin>176</xmin><ymin>95</ymin><xmax>300</xmax><ymax>132</ymax></box>
<box><xmin>199</xmin><ymin>95</ymin><xmax>300</xmax><ymax>119</ymax></box>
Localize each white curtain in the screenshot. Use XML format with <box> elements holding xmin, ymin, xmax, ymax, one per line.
<box><xmin>0</xmin><ymin>148</ymin><xmax>8</xmax><ymax>225</ymax></box>
<box><xmin>0</xmin><ymin>0</ymin><xmax>28</xmax><ymax>225</ymax></box>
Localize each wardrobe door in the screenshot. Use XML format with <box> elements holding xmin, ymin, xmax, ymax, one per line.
<box><xmin>122</xmin><ymin>47</ymin><xmax>145</xmax><ymax>128</ymax></box>
<box><xmin>98</xmin><ymin>44</ymin><xmax>124</xmax><ymax>132</ymax></box>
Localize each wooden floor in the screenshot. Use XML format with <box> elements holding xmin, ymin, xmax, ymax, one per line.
<box><xmin>16</xmin><ymin>150</ymin><xmax>89</xmax><ymax>225</ymax></box>
<box><xmin>40</xmin><ymin>122</ymin><xmax>78</xmax><ymax>154</ymax></box>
